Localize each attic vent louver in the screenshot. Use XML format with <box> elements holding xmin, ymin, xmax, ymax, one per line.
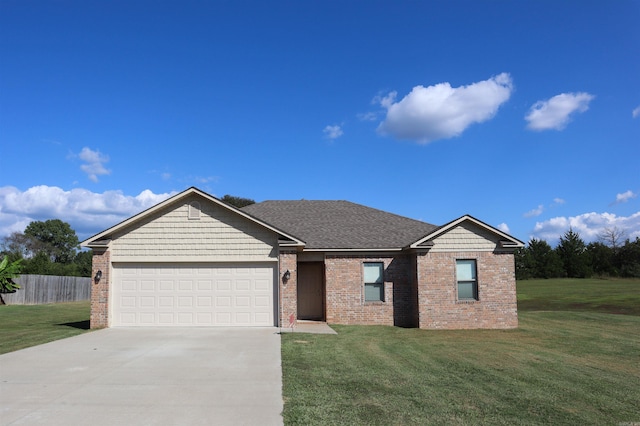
<box><xmin>188</xmin><ymin>201</ymin><xmax>201</xmax><ymax>220</ymax></box>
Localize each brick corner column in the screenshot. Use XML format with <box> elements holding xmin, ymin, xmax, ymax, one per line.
<box><xmin>90</xmin><ymin>248</ymin><xmax>110</xmax><ymax>329</ymax></box>
<box><xmin>278</xmin><ymin>250</ymin><xmax>298</xmax><ymax>327</ymax></box>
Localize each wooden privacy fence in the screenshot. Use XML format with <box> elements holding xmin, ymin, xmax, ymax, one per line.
<box><xmin>2</xmin><ymin>275</ymin><xmax>91</xmax><ymax>305</ymax></box>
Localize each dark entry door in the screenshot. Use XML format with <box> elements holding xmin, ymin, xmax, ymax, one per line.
<box><xmin>297</xmin><ymin>262</ymin><xmax>324</xmax><ymax>320</ymax></box>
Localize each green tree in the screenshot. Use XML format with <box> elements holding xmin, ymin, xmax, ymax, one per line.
<box><xmin>1</xmin><ymin>220</ymin><xmax>90</xmax><ymax>277</ymax></box>
<box><xmin>556</xmin><ymin>228</ymin><xmax>591</xmax><ymax>278</ymax></box>
<box><xmin>24</xmin><ymin>219</ymin><xmax>79</xmax><ymax>264</ymax></box>
<box><xmin>526</xmin><ymin>238</ymin><xmax>563</xmax><ymax>278</ymax></box>
<box><xmin>0</xmin><ymin>256</ymin><xmax>22</xmax><ymax>305</ymax></box>
<box><xmin>221</xmin><ymin>195</ymin><xmax>255</xmax><ymax>208</ymax></box>
<box><xmin>586</xmin><ymin>242</ymin><xmax>615</xmax><ymax>276</ymax></box>
<box><xmin>514</xmin><ymin>247</ymin><xmax>533</xmax><ymax>280</ymax></box>
<box><xmin>73</xmin><ymin>250</ymin><xmax>93</xmax><ymax>277</ymax></box>
<box><xmin>1</xmin><ymin>231</ymin><xmax>45</xmax><ymax>260</ymax></box>
<box><xmin>616</xmin><ymin>238</ymin><xmax>640</xmax><ymax>278</ymax></box>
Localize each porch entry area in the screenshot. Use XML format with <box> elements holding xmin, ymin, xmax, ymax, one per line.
<box><xmin>296</xmin><ymin>262</ymin><xmax>325</xmax><ymax>321</ymax></box>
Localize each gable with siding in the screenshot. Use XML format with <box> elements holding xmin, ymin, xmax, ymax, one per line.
<box><xmin>411</xmin><ymin>215</ymin><xmax>523</xmax><ymax>252</ymax></box>
<box><xmin>110</xmin><ymin>194</ymin><xmax>279</xmax><ymax>262</ymax></box>
<box><xmin>429</xmin><ymin>222</ymin><xmax>504</xmax><ymax>252</ymax></box>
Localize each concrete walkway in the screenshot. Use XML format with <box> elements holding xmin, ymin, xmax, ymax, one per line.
<box><xmin>0</xmin><ymin>328</ymin><xmax>283</xmax><ymax>426</ymax></box>
<box><xmin>278</xmin><ymin>321</ymin><xmax>337</xmax><ymax>335</ymax></box>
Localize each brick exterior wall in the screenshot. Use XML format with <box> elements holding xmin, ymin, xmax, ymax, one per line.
<box><xmin>95</xmin><ymin>247</ymin><xmax>517</xmax><ymax>330</ymax></box>
<box><xmin>324</xmin><ymin>255</ymin><xmax>415</xmax><ymax>327</ymax></box>
<box><xmin>416</xmin><ymin>251</ymin><xmax>518</xmax><ymax>329</ymax></box>
<box><xmin>279</xmin><ymin>250</ymin><xmax>298</xmax><ymax>327</ymax></box>
<box><xmin>90</xmin><ymin>248</ymin><xmax>110</xmax><ymax>329</ymax></box>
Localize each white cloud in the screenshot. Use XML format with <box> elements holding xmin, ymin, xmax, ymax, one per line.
<box><xmin>553</xmin><ymin>198</ymin><xmax>566</xmax><ymax>205</ymax></box>
<box><xmin>531</xmin><ymin>211</ymin><xmax>640</xmax><ymax>244</ymax></box>
<box><xmin>633</xmin><ymin>105</ymin><xmax>640</xmax><ymax>118</ymax></box>
<box><xmin>357</xmin><ymin>111</ymin><xmax>378</xmax><ymax>122</ymax></box>
<box><xmin>377</xmin><ymin>73</ymin><xmax>513</xmax><ymax>144</ymax></box>
<box><xmin>374</xmin><ymin>91</ymin><xmax>398</xmax><ymax>109</ymax></box>
<box><xmin>0</xmin><ymin>185</ymin><xmax>176</xmax><ymax>240</ymax></box>
<box><xmin>615</xmin><ymin>190</ymin><xmax>637</xmax><ymax>204</ymax></box>
<box><xmin>497</xmin><ymin>223</ymin><xmax>510</xmax><ymax>233</ymax></box>
<box><xmin>525</xmin><ymin>92</ymin><xmax>594</xmax><ymax>131</ymax></box>
<box><xmin>524</xmin><ymin>204</ymin><xmax>544</xmax><ymax>218</ymax></box>
<box><xmin>323</xmin><ymin>125</ymin><xmax>344</xmax><ymax>139</ymax></box>
<box><xmin>78</xmin><ymin>147</ymin><xmax>111</xmax><ymax>182</ymax></box>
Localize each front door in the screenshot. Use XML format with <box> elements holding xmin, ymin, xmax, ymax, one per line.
<box><xmin>297</xmin><ymin>262</ymin><xmax>324</xmax><ymax>320</ymax></box>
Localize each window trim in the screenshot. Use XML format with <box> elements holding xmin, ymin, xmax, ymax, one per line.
<box><xmin>456</xmin><ymin>259</ymin><xmax>479</xmax><ymax>301</ymax></box>
<box><xmin>363</xmin><ymin>262</ymin><xmax>385</xmax><ymax>303</ymax></box>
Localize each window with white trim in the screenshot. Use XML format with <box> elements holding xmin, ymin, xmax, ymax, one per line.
<box><xmin>364</xmin><ymin>262</ymin><xmax>384</xmax><ymax>302</ymax></box>
<box><xmin>456</xmin><ymin>259</ymin><xmax>478</xmax><ymax>301</ymax></box>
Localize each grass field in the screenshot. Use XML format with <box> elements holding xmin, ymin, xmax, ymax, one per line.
<box><xmin>0</xmin><ymin>301</ymin><xmax>90</xmax><ymax>354</ymax></box>
<box><xmin>517</xmin><ymin>277</ymin><xmax>640</xmax><ymax>315</ymax></box>
<box><xmin>282</xmin><ymin>278</ymin><xmax>640</xmax><ymax>425</ymax></box>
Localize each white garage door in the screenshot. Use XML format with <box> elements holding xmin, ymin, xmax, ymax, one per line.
<box><xmin>111</xmin><ymin>263</ymin><xmax>276</xmax><ymax>327</ymax></box>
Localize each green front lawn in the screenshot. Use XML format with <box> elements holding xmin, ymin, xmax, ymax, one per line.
<box><xmin>282</xmin><ymin>278</ymin><xmax>640</xmax><ymax>425</ymax></box>
<box><xmin>0</xmin><ymin>301</ymin><xmax>91</xmax><ymax>354</ymax></box>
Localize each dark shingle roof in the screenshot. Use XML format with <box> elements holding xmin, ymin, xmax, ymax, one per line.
<box><xmin>241</xmin><ymin>200</ymin><xmax>438</xmax><ymax>249</ymax></box>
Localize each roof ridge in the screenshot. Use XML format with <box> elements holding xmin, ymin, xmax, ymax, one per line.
<box><xmin>244</xmin><ymin>199</ymin><xmax>436</xmax><ymax>226</ymax></box>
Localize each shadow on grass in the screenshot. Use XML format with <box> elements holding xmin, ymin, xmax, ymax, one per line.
<box><xmin>59</xmin><ymin>320</ymin><xmax>90</xmax><ymax>330</ymax></box>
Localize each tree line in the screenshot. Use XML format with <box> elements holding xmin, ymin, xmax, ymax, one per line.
<box><xmin>516</xmin><ymin>227</ymin><xmax>640</xmax><ymax>280</ymax></box>
<box><xmin>1</xmin><ymin>219</ymin><xmax>92</xmax><ymax>277</ymax></box>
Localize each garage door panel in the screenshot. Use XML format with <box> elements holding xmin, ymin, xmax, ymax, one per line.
<box><xmin>140</xmin><ymin>296</ymin><xmax>156</xmax><ymax>307</ymax></box>
<box><xmin>197</xmin><ymin>280</ymin><xmax>213</xmax><ymax>291</ymax></box>
<box><xmin>158</xmin><ymin>313</ymin><xmax>174</xmax><ymax>324</ymax></box>
<box><xmin>159</xmin><ymin>296</ymin><xmax>174</xmax><ymax>307</ymax></box>
<box><xmin>197</xmin><ymin>296</ymin><xmax>213</xmax><ymax>307</ymax></box>
<box><xmin>121</xmin><ymin>312</ymin><xmax>136</xmax><ymax>324</ymax></box>
<box><xmin>121</xmin><ymin>296</ymin><xmax>136</xmax><ymax>307</ymax></box>
<box><xmin>216</xmin><ymin>296</ymin><xmax>232</xmax><ymax>307</ymax></box>
<box><xmin>160</xmin><ymin>281</ymin><xmax>174</xmax><ymax>291</ymax></box>
<box><xmin>217</xmin><ymin>280</ymin><xmax>231</xmax><ymax>291</ymax></box>
<box><xmin>255</xmin><ymin>295</ymin><xmax>270</xmax><ymax>307</ymax></box>
<box><xmin>236</xmin><ymin>280</ymin><xmax>250</xmax><ymax>291</ymax></box>
<box><xmin>140</xmin><ymin>313</ymin><xmax>155</xmax><ymax>324</ymax></box>
<box><xmin>112</xmin><ymin>264</ymin><xmax>275</xmax><ymax>327</ymax></box>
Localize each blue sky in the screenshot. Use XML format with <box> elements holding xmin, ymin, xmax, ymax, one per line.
<box><xmin>1</xmin><ymin>1</ymin><xmax>639</xmax><ymax>245</ymax></box>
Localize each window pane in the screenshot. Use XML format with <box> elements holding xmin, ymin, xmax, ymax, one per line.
<box><xmin>365</xmin><ymin>283</ymin><xmax>383</xmax><ymax>302</ymax></box>
<box><xmin>364</xmin><ymin>263</ymin><xmax>383</xmax><ymax>284</ymax></box>
<box><xmin>458</xmin><ymin>282</ymin><xmax>476</xmax><ymax>299</ymax></box>
<box><xmin>456</xmin><ymin>260</ymin><xmax>476</xmax><ymax>281</ymax></box>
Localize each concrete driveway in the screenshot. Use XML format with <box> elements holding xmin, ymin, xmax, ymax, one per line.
<box><xmin>0</xmin><ymin>328</ymin><xmax>283</xmax><ymax>425</ymax></box>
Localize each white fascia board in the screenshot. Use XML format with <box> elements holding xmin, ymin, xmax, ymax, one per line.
<box><xmin>302</xmin><ymin>248</ymin><xmax>404</xmax><ymax>253</ymax></box>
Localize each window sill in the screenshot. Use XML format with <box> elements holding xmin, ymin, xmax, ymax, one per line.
<box><xmin>456</xmin><ymin>299</ymin><xmax>480</xmax><ymax>304</ymax></box>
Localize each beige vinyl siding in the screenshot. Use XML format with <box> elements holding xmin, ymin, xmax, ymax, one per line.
<box><xmin>110</xmin><ymin>196</ymin><xmax>278</xmax><ymax>262</ymax></box>
<box><xmin>428</xmin><ymin>223</ymin><xmax>505</xmax><ymax>252</ymax></box>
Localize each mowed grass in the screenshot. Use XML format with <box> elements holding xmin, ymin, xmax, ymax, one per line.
<box><xmin>517</xmin><ymin>277</ymin><xmax>640</xmax><ymax>315</ymax></box>
<box><xmin>281</xmin><ymin>278</ymin><xmax>640</xmax><ymax>425</ymax></box>
<box><xmin>0</xmin><ymin>301</ymin><xmax>91</xmax><ymax>354</ymax></box>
